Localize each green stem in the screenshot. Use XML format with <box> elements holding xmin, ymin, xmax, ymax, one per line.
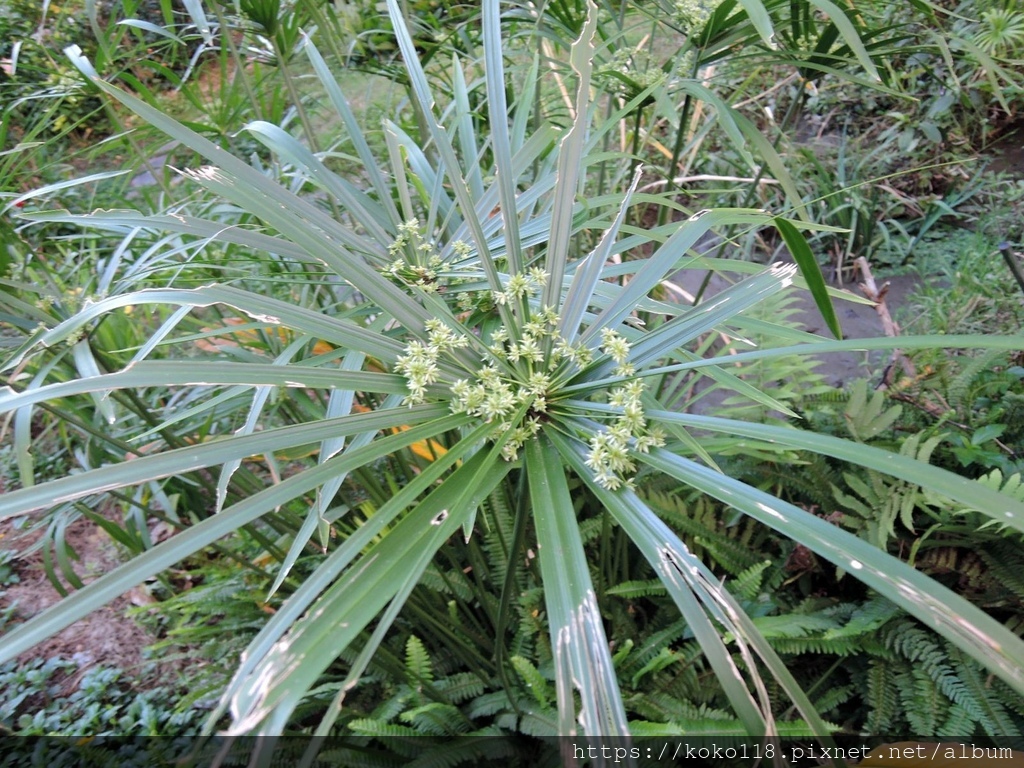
<box><xmin>493</xmin><ymin>469</ymin><xmax>531</xmax><ymax>716</ymax></box>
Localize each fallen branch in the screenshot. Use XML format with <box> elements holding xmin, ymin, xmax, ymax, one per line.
<box><xmin>854</xmin><ymin>256</ymin><xmax>915</xmax><ymax>389</ymax></box>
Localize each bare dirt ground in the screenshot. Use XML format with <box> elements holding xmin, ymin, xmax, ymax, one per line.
<box><xmin>673</xmin><ymin>262</ymin><xmax>931</xmax><ymax>387</ymax></box>
<box><xmin>0</xmin><ymin>508</ymin><xmax>176</xmax><ymax>683</ymax></box>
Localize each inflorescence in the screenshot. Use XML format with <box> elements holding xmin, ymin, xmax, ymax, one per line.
<box><xmin>389</xmin><ymin>220</ymin><xmax>662</xmax><ymax>488</ymax></box>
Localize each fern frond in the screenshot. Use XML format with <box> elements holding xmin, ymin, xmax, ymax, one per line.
<box><xmin>436</xmin><ymin>672</ymin><xmax>486</xmax><ymax>705</ymax></box>
<box><xmin>405</xmin><ymin>729</ymin><xmax>518</xmax><ymax>768</ymax></box>
<box><xmin>510</xmin><ymin>655</ymin><xmax>552</xmax><ymax>709</ymax></box>
<box><xmin>516</xmin><ymin>706</ymin><xmax>559</xmax><ymax>736</ymax></box>
<box><xmin>418</xmin><ymin>565</ymin><xmax>475</xmax><ymax>602</ymax></box>
<box><xmin>399</xmin><ymin>702</ymin><xmax>470</xmax><ymax>736</ymax></box>
<box><xmin>939</xmin><ymin>703</ymin><xmax>976</xmax><ymax>738</ymax></box>
<box><xmin>844</xmin><ymin>379</ymin><xmax>903</xmax><ymax>442</ymax></box>
<box><xmin>347</xmin><ymin>719</ymin><xmax>423</xmax><ymax>739</ymax></box>
<box><xmin>606</xmin><ymin>579</ymin><xmax>668</xmax><ymax>599</ymax></box>
<box><xmin>813</xmin><ymin>684</ymin><xmax>855</xmax><ymax>715</ymax></box>
<box><xmin>950</xmin><ymin>647</ymin><xmax>1022</xmax><ymax>736</ymax></box>
<box><xmin>369</xmin><ymin>686</ymin><xmax>412</xmax><ymax>723</ymax></box>
<box><xmin>866</xmin><ymin>659</ymin><xmax>900</xmax><ymax>732</ymax></box>
<box><xmin>405</xmin><ymin>635</ymin><xmax>434</xmax><ymax>697</ymax></box>
<box><xmin>466</xmin><ymin>690</ymin><xmax>511</xmax><ymax>719</ymax></box>
<box><xmin>901</xmin><ymin>666</ymin><xmax>947</xmax><ymax>735</ymax></box>
<box><xmin>978</xmin><ymin>542</ymin><xmax>1024</xmax><ymax>601</ymax></box>
<box><xmin>948</xmin><ymin>349</ymin><xmax>1007</xmax><ymax>411</ymax></box>
<box><xmin>643</xmin><ymin>490</ymin><xmax>765</xmax><ymax>574</ymax></box>
<box><xmin>630</xmin><ymin>646</ymin><xmax>684</xmax><ymax>688</ymax></box>
<box><xmin>614</xmin><ymin>619</ymin><xmax>687</xmax><ymax>680</ymax></box>
<box><xmin>730</xmin><ymin>560</ymin><xmax>772</xmax><ymax>602</ymax></box>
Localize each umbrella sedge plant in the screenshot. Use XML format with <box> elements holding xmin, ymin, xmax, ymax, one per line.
<box><xmin>1</xmin><ymin>0</ymin><xmax>1023</xmax><ymax>748</ymax></box>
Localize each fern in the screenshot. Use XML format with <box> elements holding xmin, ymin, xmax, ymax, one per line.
<box><xmin>510</xmin><ymin>655</ymin><xmax>551</xmax><ymax>709</ymax></box>
<box><xmin>947</xmin><ymin>349</ymin><xmax>1008</xmax><ymax>411</ymax></box>
<box><xmin>347</xmin><ymin>719</ymin><xmax>423</xmax><ymax>739</ymax></box>
<box><xmin>833</xmin><ymin>431</ymin><xmax>944</xmax><ymax>550</ymax></box>
<box><xmin>614</xmin><ymin>618</ymin><xmax>688</xmax><ymax>681</ymax></box>
<box><xmin>880</xmin><ymin>620</ymin><xmax>1023</xmax><ymax>736</ymax></box>
<box><xmin>399</xmin><ymin>702</ymin><xmax>470</xmax><ymax>736</ymax></box>
<box><xmin>939</xmin><ymin>703</ymin><xmax>976</xmax><ymax>738</ymax></box>
<box><xmin>631</xmin><ymin>646</ymin><xmax>687</xmax><ymax>688</ymax></box>
<box><xmin>405</xmin><ymin>635</ymin><xmax>434</xmax><ymax>698</ymax></box>
<box><xmin>730</xmin><ymin>560</ymin><xmax>772</xmax><ymax>602</ymax></box>
<box><xmin>436</xmin><ymin>672</ymin><xmax>486</xmax><ymax>705</ymax></box>
<box><xmin>642</xmin><ymin>490</ymin><xmax>767</xmax><ymax>575</ymax></box>
<box><xmin>902</xmin><ymin>665</ymin><xmax>949</xmax><ymax>735</ymax></box>
<box><xmin>515</xmin><ymin>707</ymin><xmax>559</xmax><ymax>736</ymax></box>
<box><xmin>978</xmin><ymin>542</ymin><xmax>1024</xmax><ymax>601</ymax></box>
<box><xmin>606</xmin><ymin>578</ymin><xmax>668</xmax><ymax>599</ymax></box>
<box><xmin>949</xmin><ymin>646</ymin><xmax>1021</xmax><ymax>736</ymax></box>
<box><xmin>812</xmin><ymin>684</ymin><xmax>855</xmax><ymax>716</ymax></box>
<box><xmin>961</xmin><ymin>469</ymin><xmax>1024</xmax><ymax>533</ymax></box>
<box><xmin>866</xmin><ymin>659</ymin><xmax>901</xmax><ymax>732</ymax></box>
<box><xmin>629</xmin><ymin>693</ymin><xmax>735</xmax><ymax>726</ymax></box>
<box><xmin>403</xmin><ymin>730</ymin><xmax>518</xmax><ymax>768</ymax></box>
<box><xmin>844</xmin><ymin>379</ymin><xmax>903</xmax><ymax>442</ymax></box>
<box><xmin>710</xmin><ymin>291</ymin><xmax>833</xmax><ymax>423</ymax></box>
<box><xmin>418</xmin><ymin>564</ymin><xmax>475</xmax><ymax>602</ymax></box>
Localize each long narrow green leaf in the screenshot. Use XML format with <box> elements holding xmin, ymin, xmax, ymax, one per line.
<box><xmin>581</xmin><ymin>210</ymin><xmax>774</xmax><ymax>343</ymax></box>
<box><xmin>482</xmin><ymin>0</ymin><xmax>523</xmax><ymax>275</ymax></box>
<box><xmin>0</xmin><ymin>362</ymin><xmax>411</xmax><ymax>414</ymax></box>
<box><xmin>6</xmin><ymin>170</ymin><xmax>129</xmax><ymax>212</ymax></box>
<box><xmin>1</xmin><ymin>284</ymin><xmax>413</xmax><ymax>374</ymax></box>
<box><xmin>555</xmin><ymin>428</ymin><xmax>842</xmax><ymax>742</ymax></box>
<box><xmin>311</xmin><ymin>351</ymin><xmax>376</xmax><ymax>532</ymax></box>
<box><xmin>64</xmin><ymin>46</ymin><xmax>430</xmax><ymax>335</ymax></box>
<box><xmin>214</xmin><ymin>341</ymin><xmax>308</xmax><ymax>513</ymax></box>
<box><xmin>560</xmin><ymin>165</ymin><xmax>643</xmax><ymax>342</ymax></box>
<box><xmin>0</xmin><ymin>414</ymin><xmax>469</xmax><ymax>664</ymax></box>
<box><xmin>227</xmin><ymin>452</ymin><xmax>511</xmax><ymax>733</ymax></box>
<box><xmin>627</xmin><ymin>263</ymin><xmax>796</xmax><ymax>369</ymax></box>
<box><xmin>208</xmin><ymin>420</ymin><xmax>496</xmax><ymax>730</ymax></box>
<box><xmin>550</xmin><ymin>431</ymin><xmax>769</xmax><ymax>735</ymax></box>
<box><xmin>643</xmin><ymin>408</ymin><xmax>1024</xmax><ymax>536</ymax></box>
<box><xmin>667</xmin><ymin>354</ymin><xmax>800</xmax><ymax>419</ymax></box>
<box><xmin>591</xmin><ymin>334</ymin><xmax>1024</xmax><ymax>386</ymax></box>
<box><xmin>302</xmin><ymin>38</ymin><xmax>402</xmax><ymax>225</ymax></box>
<box><xmin>0</xmin><ymin>406</ymin><xmax>457</xmax><ymax>518</ymax></box>
<box><xmin>735</xmin><ymin>0</ymin><xmax>777</xmax><ymax>49</ymax></box>
<box><xmin>774</xmin><ymin>216</ymin><xmax>841</xmax><ymax>339</ymax></box>
<box><xmin>641</xmin><ymin>448</ymin><xmax>1024</xmax><ymax>698</ymax></box>
<box><xmin>731</xmin><ymin>111</ymin><xmax>809</xmax><ymax>222</ymax></box>
<box><xmin>383</xmin><ymin>0</ymin><xmax>515</xmax><ymax>332</ymax></box>
<box><xmin>808</xmin><ymin>0</ymin><xmax>881</xmax><ymax>82</ymax></box>
<box><xmin>242</xmin><ymin>120</ymin><xmax>392</xmax><ymax>248</ymax></box>
<box><xmin>542</xmin><ymin>0</ymin><xmax>598</xmax><ymax>313</ymax></box>
<box><xmin>526</xmin><ymin>435</ymin><xmax>629</xmax><ymax>736</ymax></box>
<box><xmin>19</xmin><ymin>209</ymin><xmax>315</xmax><ymax>263</ymax></box>
<box><xmin>451</xmin><ymin>55</ymin><xmax>485</xmax><ymax>203</ymax></box>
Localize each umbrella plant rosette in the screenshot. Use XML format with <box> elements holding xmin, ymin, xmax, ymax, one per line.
<box><xmin>1</xmin><ymin>0</ymin><xmax>1023</xmax><ymax>744</ymax></box>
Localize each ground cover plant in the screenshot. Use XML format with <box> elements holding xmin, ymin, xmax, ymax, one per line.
<box><xmin>1</xmin><ymin>0</ymin><xmax>1024</xmax><ymax>759</ymax></box>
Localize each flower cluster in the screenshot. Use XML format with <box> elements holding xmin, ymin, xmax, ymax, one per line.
<box><xmin>385</xmin><ymin>219</ymin><xmax>475</xmax><ymax>294</ymax></box>
<box><xmin>673</xmin><ymin>0</ymin><xmax>720</xmax><ymax>33</ymax></box>
<box><xmin>391</xmin><ymin>253</ymin><xmax>662</xmax><ymax>485</ymax></box>
<box><xmin>595</xmin><ymin>47</ymin><xmax>667</xmax><ymax>99</ymax></box>
<box><xmin>449</xmin><ymin>367</ymin><xmax>546</xmax><ymax>461</ymax></box>
<box><xmin>492</xmin><ymin>266</ymin><xmax>547</xmax><ymax>306</ymax></box>
<box><xmin>394</xmin><ymin>319</ymin><xmax>469</xmax><ymax>405</ymax></box>
<box><xmin>585</xmin><ymin>332</ymin><xmax>665</xmax><ymax>489</ymax></box>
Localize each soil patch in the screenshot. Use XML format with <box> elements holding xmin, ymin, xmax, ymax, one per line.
<box><xmin>672</xmin><ymin>262</ymin><xmax>933</xmax><ymax>389</ymax></box>
<box><xmin>0</xmin><ymin>508</ymin><xmax>177</xmax><ymax>684</ymax></box>
<box><xmin>985</xmin><ymin>118</ymin><xmax>1024</xmax><ymax>177</ymax></box>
